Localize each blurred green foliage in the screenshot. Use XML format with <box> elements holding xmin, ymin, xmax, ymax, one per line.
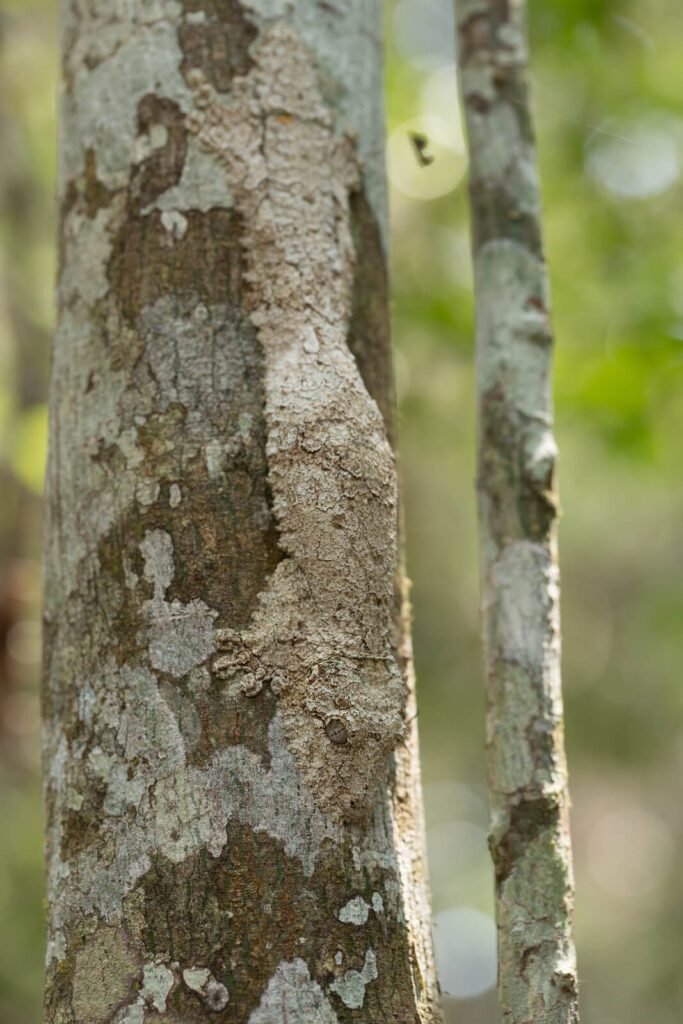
<box><xmin>1</xmin><ymin>0</ymin><xmax>682</xmax><ymax>1022</ymax></box>
<box><xmin>387</xmin><ymin>1</ymin><xmax>683</xmax><ymax>1022</ymax></box>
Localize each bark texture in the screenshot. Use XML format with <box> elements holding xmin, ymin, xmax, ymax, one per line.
<box><xmin>44</xmin><ymin>2</ymin><xmax>440</xmax><ymax>1023</ymax></box>
<box><xmin>455</xmin><ymin>2</ymin><xmax>580</xmax><ymax>1022</ymax></box>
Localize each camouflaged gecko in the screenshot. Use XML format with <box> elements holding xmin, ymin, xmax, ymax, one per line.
<box><xmin>188</xmin><ymin>25</ymin><xmax>406</xmax><ymax>823</ymax></box>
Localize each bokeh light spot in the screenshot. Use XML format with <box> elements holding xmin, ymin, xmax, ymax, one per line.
<box><xmin>586</xmin><ymin>116</ymin><xmax>682</xmax><ymax>199</ymax></box>
<box><xmin>433</xmin><ymin>906</ymin><xmax>497</xmax><ymax>999</ymax></box>
<box><xmin>388</xmin><ymin>116</ymin><xmax>467</xmax><ymax>201</ymax></box>
<box><xmin>420</xmin><ymin>65</ymin><xmax>465</xmax><ymax>153</ymax></box>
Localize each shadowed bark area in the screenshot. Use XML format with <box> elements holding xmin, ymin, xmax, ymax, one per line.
<box><xmin>44</xmin><ymin>2</ymin><xmax>440</xmax><ymax>1022</ymax></box>
<box><xmin>456</xmin><ymin>3</ymin><xmax>580</xmax><ymax>1023</ymax></box>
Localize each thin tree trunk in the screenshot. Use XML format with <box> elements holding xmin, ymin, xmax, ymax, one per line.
<box><xmin>455</xmin><ymin>3</ymin><xmax>580</xmax><ymax>1022</ymax></box>
<box><xmin>43</xmin><ymin>3</ymin><xmax>440</xmax><ymax>1022</ymax></box>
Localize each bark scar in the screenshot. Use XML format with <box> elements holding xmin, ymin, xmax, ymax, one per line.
<box><xmin>187</xmin><ymin>24</ymin><xmax>406</xmax><ymax>823</ymax></box>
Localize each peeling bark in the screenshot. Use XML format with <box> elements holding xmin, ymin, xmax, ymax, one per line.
<box><xmin>44</xmin><ymin>2</ymin><xmax>440</xmax><ymax>1023</ymax></box>
<box><xmin>455</xmin><ymin>2</ymin><xmax>580</xmax><ymax>1022</ymax></box>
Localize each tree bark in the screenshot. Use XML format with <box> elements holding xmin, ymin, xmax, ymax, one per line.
<box><xmin>44</xmin><ymin>3</ymin><xmax>440</xmax><ymax>1023</ymax></box>
<box><xmin>455</xmin><ymin>3</ymin><xmax>580</xmax><ymax>1022</ymax></box>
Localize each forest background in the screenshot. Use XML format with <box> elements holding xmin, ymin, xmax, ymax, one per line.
<box><xmin>0</xmin><ymin>1</ymin><xmax>682</xmax><ymax>1022</ymax></box>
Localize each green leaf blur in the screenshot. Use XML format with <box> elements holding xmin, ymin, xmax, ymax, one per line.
<box><xmin>388</xmin><ymin>1</ymin><xmax>683</xmax><ymax>1022</ymax></box>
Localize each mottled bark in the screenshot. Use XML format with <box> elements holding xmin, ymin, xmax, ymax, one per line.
<box><xmin>455</xmin><ymin>2</ymin><xmax>580</xmax><ymax>1022</ymax></box>
<box><xmin>44</xmin><ymin>3</ymin><xmax>440</xmax><ymax>1023</ymax></box>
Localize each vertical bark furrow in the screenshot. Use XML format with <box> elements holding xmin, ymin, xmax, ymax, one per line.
<box><xmin>44</xmin><ymin>2</ymin><xmax>440</xmax><ymax>1022</ymax></box>
<box><xmin>455</xmin><ymin>2</ymin><xmax>580</xmax><ymax>1022</ymax></box>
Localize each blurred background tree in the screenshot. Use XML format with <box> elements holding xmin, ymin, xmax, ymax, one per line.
<box><xmin>1</xmin><ymin>0</ymin><xmax>682</xmax><ymax>1022</ymax></box>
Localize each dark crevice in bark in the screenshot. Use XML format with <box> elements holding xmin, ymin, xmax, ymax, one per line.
<box><xmin>346</xmin><ymin>185</ymin><xmax>396</xmax><ymax>448</ymax></box>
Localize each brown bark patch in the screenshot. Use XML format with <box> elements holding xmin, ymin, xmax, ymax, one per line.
<box><xmin>108</xmin><ymin>208</ymin><xmax>245</xmax><ymax>324</ymax></box>
<box><xmin>61</xmin><ymin>793</ymin><xmax>107</xmax><ymax>861</ymax></box>
<box><xmin>178</xmin><ymin>0</ymin><xmax>257</xmax><ymax>91</ymax></box>
<box><xmin>131</xmin><ymin>96</ymin><xmax>189</xmax><ymax>210</ymax></box>
<box><xmin>458</xmin><ymin>12</ymin><xmax>492</xmax><ymax>63</ymax></box>
<box><xmin>84</xmin><ymin>148</ymin><xmax>116</xmax><ymax>218</ymax></box>
<box><xmin>139</xmin><ymin>826</ymin><xmax>420</xmax><ymax>1023</ymax></box>
<box><xmin>489</xmin><ymin>795</ymin><xmax>562</xmax><ymax>887</ymax></box>
<box><xmin>182</xmin><ymin>673</ymin><xmax>277</xmax><ymax>766</ymax></box>
<box><xmin>162</xmin><ymin>455</ymin><xmax>280</xmax><ymax>618</ymax></box>
<box><xmin>94</xmin><ymin>450</ymin><xmax>280</xmax><ymax>666</ymax></box>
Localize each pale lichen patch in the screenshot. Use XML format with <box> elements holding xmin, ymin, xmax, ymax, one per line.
<box><xmin>338</xmin><ymin>895</ymin><xmax>370</xmax><ymax>925</ymax></box>
<box><xmin>141</xmin><ymin>963</ymin><xmax>175</xmax><ymax>1012</ymax></box>
<box><xmin>47</xmin><ymin>713</ymin><xmax>340</xmax><ymax>944</ymax></box>
<box><xmin>337</xmin><ymin>891</ymin><xmax>384</xmax><ymax>924</ymax></box>
<box><xmin>115</xmin><ymin>1003</ymin><xmax>145</xmax><ymax>1024</ymax></box>
<box><xmin>62</xmin><ymin>21</ymin><xmax>190</xmax><ymax>192</ymax></box>
<box><xmin>182</xmin><ymin>967</ymin><xmax>209</xmax><ymax>992</ymax></box>
<box><xmin>146</xmin><ymin>599</ymin><xmax>217</xmax><ymax>677</ymax></box>
<box><xmin>134</xmin><ymin>121</ymin><xmax>169</xmax><ymax>163</ymax></box>
<box><xmin>468</xmin><ymin>101</ymin><xmax>521</xmax><ymax>181</ymax></box>
<box><xmin>144</xmin><ymin>136</ymin><xmax>234</xmax><ymax>214</ymax></box>
<box><xmin>248</xmin><ymin>959</ymin><xmax>338</xmax><ymax>1024</ymax></box>
<box><xmin>66</xmin><ymin>787</ymin><xmax>84</xmax><ymax>811</ymax></box>
<box><xmin>490</xmin><ymin>540</ymin><xmax>556</xmax><ymax>671</ymax></box>
<box><xmin>182</xmin><ymin>967</ymin><xmax>229</xmax><ymax>1010</ymax></box>
<box><xmin>136</xmin><ymin>479</ymin><xmax>161</xmax><ymax>507</ymax></box>
<box><xmin>140</xmin><ymin>529</ymin><xmax>175</xmax><ymax>594</ymax></box>
<box><xmin>329</xmin><ymin>948</ymin><xmax>378</xmax><ymax>1010</ymax></box>
<box><xmin>60</xmin><ymin>201</ymin><xmax>123</xmax><ymax>307</ymax></box>
<box><xmin>140</xmin><ymin>529</ymin><xmax>217</xmax><ymax>677</ymax></box>
<box><xmin>160</xmin><ymin>210</ymin><xmax>189</xmax><ymax>239</ymax></box>
<box><xmin>44</xmin><ymin>929</ymin><xmax>67</xmax><ymax>969</ymax></box>
<box><xmin>204</xmin><ymin>439</ymin><xmax>225</xmax><ymax>479</ymax></box>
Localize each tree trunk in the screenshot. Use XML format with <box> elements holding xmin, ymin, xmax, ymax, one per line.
<box><xmin>43</xmin><ymin>3</ymin><xmax>440</xmax><ymax>1022</ymax></box>
<box><xmin>455</xmin><ymin>3</ymin><xmax>580</xmax><ymax>1022</ymax></box>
